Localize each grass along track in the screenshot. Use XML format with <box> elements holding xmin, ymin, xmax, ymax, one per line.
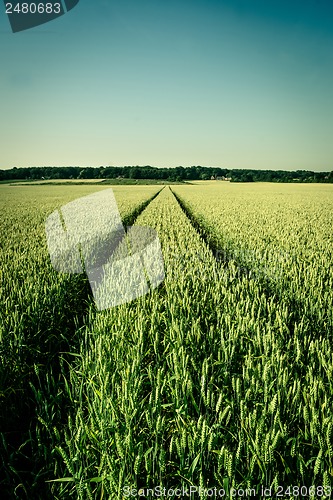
<box><xmin>0</xmin><ymin>184</ymin><xmax>162</xmax><ymax>499</ymax></box>
<box><xmin>171</xmin><ymin>183</ymin><xmax>333</xmax><ymax>334</ymax></box>
<box><xmin>170</xmin><ymin>186</ymin><xmax>332</xmax><ymax>343</ymax></box>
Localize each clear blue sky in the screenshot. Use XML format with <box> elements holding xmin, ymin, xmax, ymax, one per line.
<box><xmin>1</xmin><ymin>0</ymin><xmax>333</xmax><ymax>170</ymax></box>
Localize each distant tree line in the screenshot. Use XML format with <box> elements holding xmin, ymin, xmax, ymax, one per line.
<box><xmin>1</xmin><ymin>165</ymin><xmax>332</xmax><ymax>183</ymax></box>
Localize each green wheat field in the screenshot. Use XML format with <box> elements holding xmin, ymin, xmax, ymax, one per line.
<box><xmin>0</xmin><ymin>182</ymin><xmax>332</xmax><ymax>499</ymax></box>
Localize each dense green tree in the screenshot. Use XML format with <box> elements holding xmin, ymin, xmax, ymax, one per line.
<box><xmin>0</xmin><ymin>166</ymin><xmax>332</xmax><ymax>183</ymax></box>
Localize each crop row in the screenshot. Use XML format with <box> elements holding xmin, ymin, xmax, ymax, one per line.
<box><xmin>1</xmin><ymin>183</ymin><xmax>332</xmax><ymax>499</ymax></box>
<box><xmin>47</xmin><ymin>186</ymin><xmax>333</xmax><ymax>498</ymax></box>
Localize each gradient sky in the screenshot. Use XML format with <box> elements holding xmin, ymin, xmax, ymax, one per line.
<box><xmin>1</xmin><ymin>0</ymin><xmax>333</xmax><ymax>170</ymax></box>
